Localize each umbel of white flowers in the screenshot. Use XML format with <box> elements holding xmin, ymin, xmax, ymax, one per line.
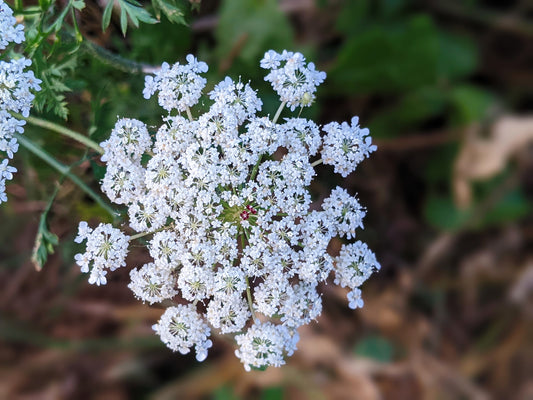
<box><xmin>0</xmin><ymin>0</ymin><xmax>41</xmax><ymax>204</ymax></box>
<box><xmin>75</xmin><ymin>49</ymin><xmax>380</xmax><ymax>371</ymax></box>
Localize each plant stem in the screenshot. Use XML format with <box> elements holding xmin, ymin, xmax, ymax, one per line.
<box><xmin>272</xmin><ymin>101</ymin><xmax>286</xmax><ymax>124</ymax></box>
<box><xmin>185</xmin><ymin>107</ymin><xmax>194</xmax><ymax>121</ymax></box>
<box><xmin>20</xmin><ymin>114</ymin><xmax>104</xmax><ymax>154</ymax></box>
<box><xmin>80</xmin><ymin>39</ymin><xmax>152</xmax><ymax>74</ymax></box>
<box><xmin>310</xmin><ymin>158</ymin><xmax>323</xmax><ymax>167</ymax></box>
<box><xmin>245</xmin><ymin>276</ymin><xmax>257</xmax><ymax>321</ymax></box>
<box><xmin>249</xmin><ymin>155</ymin><xmax>262</xmax><ymax>182</ymax></box>
<box><xmin>13</xmin><ymin>133</ymin><xmax>116</xmax><ymax>218</ymax></box>
<box><xmin>129</xmin><ymin>224</ymin><xmax>172</xmax><ymax>241</ymax></box>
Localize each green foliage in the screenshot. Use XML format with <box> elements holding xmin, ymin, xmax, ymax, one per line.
<box><xmin>261</xmin><ymin>387</ymin><xmax>284</xmax><ymax>400</ymax></box>
<box><xmin>102</xmin><ymin>0</ymin><xmax>158</xmax><ymax>36</ymax></box>
<box><xmin>354</xmin><ymin>335</ymin><xmax>395</xmax><ymax>362</ymax></box>
<box><xmin>102</xmin><ymin>0</ymin><xmax>188</xmax><ymax>35</ymax></box>
<box><xmin>212</xmin><ymin>385</ymin><xmax>240</xmax><ymax>400</ymax></box>
<box><xmin>20</xmin><ymin>0</ymin><xmax>86</xmax><ymax>119</ymax></box>
<box><xmin>151</xmin><ymin>0</ymin><xmax>187</xmax><ymax>25</ymax></box>
<box><xmin>216</xmin><ymin>0</ymin><xmax>293</xmax><ymax>68</ymax></box>
<box><xmin>449</xmin><ymin>85</ymin><xmax>495</xmax><ymax>123</ymax></box>
<box><xmin>332</xmin><ymin>16</ymin><xmax>439</xmax><ymax>95</ymax></box>
<box><xmin>31</xmin><ymin>44</ymin><xmax>78</xmax><ymax>119</ymax></box>
<box><xmin>332</xmin><ymin>14</ymin><xmax>477</xmax><ymax>96</ymax></box>
<box><xmin>424</xmin><ymin>182</ymin><xmax>531</xmax><ymax>232</ymax></box>
<box><xmin>31</xmin><ymin>184</ymin><xmax>61</xmax><ymax>271</ymax></box>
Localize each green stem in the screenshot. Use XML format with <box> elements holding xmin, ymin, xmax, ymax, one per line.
<box><xmin>310</xmin><ymin>158</ymin><xmax>323</xmax><ymax>168</ymax></box>
<box><xmin>245</xmin><ymin>276</ymin><xmax>257</xmax><ymax>321</ymax></box>
<box><xmin>129</xmin><ymin>224</ymin><xmax>172</xmax><ymax>241</ymax></box>
<box><xmin>272</xmin><ymin>101</ymin><xmax>286</xmax><ymax>125</ymax></box>
<box><xmin>239</xmin><ymin>230</ymin><xmax>257</xmax><ymax>320</ymax></box>
<box><xmin>249</xmin><ymin>155</ymin><xmax>262</xmax><ymax>182</ymax></box>
<box><xmin>14</xmin><ymin>133</ymin><xmax>116</xmax><ymax>218</ymax></box>
<box><xmin>20</xmin><ymin>114</ymin><xmax>104</xmax><ymax>154</ymax></box>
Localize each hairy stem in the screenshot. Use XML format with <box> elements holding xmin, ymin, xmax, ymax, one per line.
<box><xmin>80</xmin><ymin>38</ymin><xmax>156</xmax><ymax>74</ymax></box>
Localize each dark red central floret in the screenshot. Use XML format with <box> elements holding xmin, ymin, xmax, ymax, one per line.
<box><xmin>240</xmin><ymin>205</ymin><xmax>257</xmax><ymax>221</ymax></box>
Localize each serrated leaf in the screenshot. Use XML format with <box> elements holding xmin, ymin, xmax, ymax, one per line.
<box><xmin>32</xmin><ymin>45</ymin><xmax>78</xmax><ymax>119</ymax></box>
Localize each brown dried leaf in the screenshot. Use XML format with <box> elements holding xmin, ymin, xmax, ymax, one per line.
<box><xmin>454</xmin><ymin>115</ymin><xmax>533</xmax><ymax>208</ymax></box>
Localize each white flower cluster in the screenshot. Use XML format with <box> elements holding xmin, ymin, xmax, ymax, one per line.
<box><xmin>74</xmin><ymin>221</ymin><xmax>130</xmax><ymax>286</ymax></box>
<box><xmin>261</xmin><ymin>49</ymin><xmax>326</xmax><ymax>111</ymax></box>
<box><xmin>0</xmin><ymin>0</ymin><xmax>41</xmax><ymax>204</ymax></box>
<box><xmin>75</xmin><ymin>50</ymin><xmax>379</xmax><ymax>369</ymax></box>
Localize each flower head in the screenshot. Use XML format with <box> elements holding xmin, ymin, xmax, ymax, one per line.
<box><xmin>261</xmin><ymin>50</ymin><xmax>326</xmax><ymax>111</ymax></box>
<box><xmin>75</xmin><ymin>50</ymin><xmax>379</xmax><ymax>371</ymax></box>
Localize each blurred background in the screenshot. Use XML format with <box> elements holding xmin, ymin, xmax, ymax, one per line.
<box><xmin>1</xmin><ymin>0</ymin><xmax>532</xmax><ymax>399</ymax></box>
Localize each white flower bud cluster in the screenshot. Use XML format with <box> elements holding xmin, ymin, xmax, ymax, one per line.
<box><xmin>0</xmin><ymin>0</ymin><xmax>41</xmax><ymax>204</ymax></box>
<box><xmin>75</xmin><ymin>50</ymin><xmax>380</xmax><ymax>370</ymax></box>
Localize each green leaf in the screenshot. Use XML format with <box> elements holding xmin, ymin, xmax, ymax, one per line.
<box><xmin>102</xmin><ymin>0</ymin><xmax>114</xmax><ymax>32</ymax></box>
<box><xmin>437</xmin><ymin>32</ymin><xmax>477</xmax><ymax>81</ymax></box>
<box><xmin>32</xmin><ymin>46</ymin><xmax>78</xmax><ymax>119</ymax></box>
<box><xmin>49</xmin><ymin>1</ymin><xmax>72</xmax><ymax>33</ymax></box>
<box><xmin>336</xmin><ymin>0</ymin><xmax>371</xmax><ymax>34</ymax></box>
<box><xmin>38</xmin><ymin>0</ymin><xmax>52</xmax><ymax>10</ymax></box>
<box><xmin>119</xmin><ymin>0</ymin><xmax>159</xmax><ymax>35</ymax></box>
<box><xmin>216</xmin><ymin>0</ymin><xmax>293</xmax><ymax>66</ymax></box>
<box><xmin>72</xmin><ymin>0</ymin><xmax>85</xmax><ymax>10</ymax></box>
<box><xmin>213</xmin><ymin>385</ymin><xmax>240</xmax><ymax>400</ymax></box>
<box><xmin>354</xmin><ymin>335</ymin><xmax>395</xmax><ymax>363</ymax></box>
<box><xmin>369</xmin><ymin>87</ymin><xmax>448</xmax><ymax>138</ymax></box>
<box><xmin>261</xmin><ymin>387</ymin><xmax>284</xmax><ymax>400</ymax></box>
<box><xmin>449</xmin><ymin>85</ymin><xmax>495</xmax><ymax>124</ymax></box>
<box><xmin>424</xmin><ymin>186</ymin><xmax>531</xmax><ymax>232</ymax></box>
<box><xmin>151</xmin><ymin>0</ymin><xmax>187</xmax><ymax>25</ymax></box>
<box><xmin>331</xmin><ymin>16</ymin><xmax>440</xmax><ymax>95</ymax></box>
<box><xmin>102</xmin><ymin>0</ymin><xmax>159</xmax><ymax>35</ymax></box>
<box><xmin>424</xmin><ymin>195</ymin><xmax>471</xmax><ymax>231</ymax></box>
<box><xmin>482</xmin><ymin>187</ymin><xmax>531</xmax><ymax>225</ymax></box>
